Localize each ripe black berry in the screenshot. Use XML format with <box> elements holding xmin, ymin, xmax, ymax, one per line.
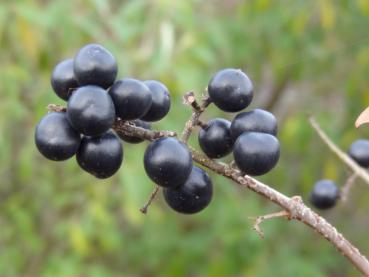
<box><xmin>208</xmin><ymin>68</ymin><xmax>253</xmax><ymax>112</ymax></box>
<box><xmin>163</xmin><ymin>166</ymin><xmax>213</xmax><ymax>214</ymax></box>
<box><xmin>310</xmin><ymin>179</ymin><xmax>339</xmax><ymax>210</ymax></box>
<box><xmin>118</xmin><ymin>120</ymin><xmax>151</xmax><ymax>144</ymax></box>
<box><xmin>141</xmin><ymin>80</ymin><xmax>171</xmax><ymax>122</ymax></box>
<box><xmin>233</xmin><ymin>132</ymin><xmax>280</xmax><ymax>176</ymax></box>
<box><xmin>67</xmin><ymin>85</ymin><xmax>115</xmax><ymax>136</ymax></box>
<box><xmin>74</xmin><ymin>43</ymin><xmax>117</xmax><ymax>89</ymax></box>
<box><xmin>144</xmin><ymin>137</ymin><xmax>192</xmax><ymax>188</ymax></box>
<box><xmin>198</xmin><ymin>118</ymin><xmax>233</xmax><ymax>158</ymax></box>
<box><xmin>51</xmin><ymin>59</ymin><xmax>78</xmax><ymax>101</ymax></box>
<box><xmin>35</xmin><ymin>112</ymin><xmax>81</xmax><ymax>161</ymax></box>
<box><xmin>109</xmin><ymin>78</ymin><xmax>152</xmax><ymax>120</ymax></box>
<box><xmin>348</xmin><ymin>139</ymin><xmax>369</xmax><ymax>168</ymax></box>
<box><xmin>231</xmin><ymin>109</ymin><xmax>278</xmax><ymax>141</ymax></box>
<box><xmin>76</xmin><ymin>131</ymin><xmax>123</xmax><ymax>179</ymax></box>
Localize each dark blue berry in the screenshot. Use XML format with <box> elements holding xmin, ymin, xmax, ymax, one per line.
<box><xmin>208</xmin><ymin>68</ymin><xmax>253</xmax><ymax>112</ymax></box>
<box><xmin>35</xmin><ymin>112</ymin><xmax>81</xmax><ymax>161</ymax></box>
<box><xmin>74</xmin><ymin>43</ymin><xmax>117</xmax><ymax>88</ymax></box>
<box><xmin>163</xmin><ymin>166</ymin><xmax>213</xmax><ymax>214</ymax></box>
<box><xmin>76</xmin><ymin>131</ymin><xmax>123</xmax><ymax>179</ymax></box>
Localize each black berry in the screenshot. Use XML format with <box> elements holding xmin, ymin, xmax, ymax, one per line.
<box><xmin>76</xmin><ymin>131</ymin><xmax>123</xmax><ymax>179</ymax></box>
<box><xmin>51</xmin><ymin>59</ymin><xmax>78</xmax><ymax>101</ymax></box>
<box><xmin>198</xmin><ymin>118</ymin><xmax>233</xmax><ymax>158</ymax></box>
<box><xmin>163</xmin><ymin>166</ymin><xmax>213</xmax><ymax>214</ymax></box>
<box><xmin>233</xmin><ymin>132</ymin><xmax>280</xmax><ymax>176</ymax></box>
<box><xmin>144</xmin><ymin>137</ymin><xmax>192</xmax><ymax>188</ymax></box>
<box><xmin>208</xmin><ymin>68</ymin><xmax>253</xmax><ymax>112</ymax></box>
<box><xmin>67</xmin><ymin>85</ymin><xmax>115</xmax><ymax>136</ymax></box>
<box><xmin>348</xmin><ymin>139</ymin><xmax>369</xmax><ymax>168</ymax></box>
<box><xmin>141</xmin><ymin>80</ymin><xmax>171</xmax><ymax>122</ymax></box>
<box><xmin>231</xmin><ymin>109</ymin><xmax>278</xmax><ymax>142</ymax></box>
<box><xmin>35</xmin><ymin>112</ymin><xmax>81</xmax><ymax>161</ymax></box>
<box><xmin>109</xmin><ymin>78</ymin><xmax>152</xmax><ymax>120</ymax></box>
<box><xmin>74</xmin><ymin>43</ymin><xmax>117</xmax><ymax>88</ymax></box>
<box><xmin>310</xmin><ymin>179</ymin><xmax>339</xmax><ymax>210</ymax></box>
<box><xmin>118</xmin><ymin>120</ymin><xmax>151</xmax><ymax>144</ymax></box>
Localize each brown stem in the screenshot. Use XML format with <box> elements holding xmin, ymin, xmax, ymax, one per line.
<box><xmin>140</xmin><ymin>186</ymin><xmax>160</xmax><ymax>214</ymax></box>
<box><xmin>114</xmin><ymin>121</ymin><xmax>369</xmax><ymax>275</ymax></box>
<box><xmin>47</xmin><ymin>103</ymin><xmax>369</xmax><ymax>275</ymax></box>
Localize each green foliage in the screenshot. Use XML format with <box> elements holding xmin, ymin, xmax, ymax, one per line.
<box><xmin>0</xmin><ymin>0</ymin><xmax>368</xmax><ymax>276</ymax></box>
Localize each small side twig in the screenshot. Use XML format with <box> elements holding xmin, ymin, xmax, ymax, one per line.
<box><xmin>250</xmin><ymin>210</ymin><xmax>291</xmax><ymax>239</ymax></box>
<box><xmin>140</xmin><ymin>186</ymin><xmax>160</xmax><ymax>214</ymax></box>
<box><xmin>181</xmin><ymin>92</ymin><xmax>211</xmax><ymax>143</ymax></box>
<box><xmin>196</xmin><ymin>120</ymin><xmax>208</xmax><ymax>129</ymax></box>
<box><xmin>309</xmin><ymin>116</ymin><xmax>369</xmax><ymax>186</ymax></box>
<box><xmin>341</xmin><ymin>173</ymin><xmax>358</xmax><ymax>203</ymax></box>
<box><xmin>47</xmin><ymin>104</ymin><xmax>66</xmax><ymax>112</ymax></box>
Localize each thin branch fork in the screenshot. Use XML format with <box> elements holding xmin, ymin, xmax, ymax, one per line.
<box><xmin>181</xmin><ymin>92</ymin><xmax>211</xmax><ymax>143</ymax></box>
<box><xmin>309</xmin><ymin>116</ymin><xmax>369</xmax><ymax>185</ymax></box>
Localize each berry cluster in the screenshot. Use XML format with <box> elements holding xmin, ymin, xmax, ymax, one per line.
<box><xmin>201</xmin><ymin>68</ymin><xmax>280</xmax><ymax>176</ymax></box>
<box><xmin>35</xmin><ymin>46</ymin><xmax>280</xmax><ymax>215</ymax></box>
<box><xmin>35</xmin><ymin>43</ymin><xmax>170</xmax><ymax>180</ymax></box>
<box><xmin>309</xmin><ymin>139</ymin><xmax>369</xmax><ymax>210</ymax></box>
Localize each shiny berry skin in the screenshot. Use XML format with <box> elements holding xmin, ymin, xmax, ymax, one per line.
<box><xmin>208</xmin><ymin>68</ymin><xmax>253</xmax><ymax>112</ymax></box>
<box><xmin>163</xmin><ymin>166</ymin><xmax>213</xmax><ymax>214</ymax></box>
<box><xmin>231</xmin><ymin>109</ymin><xmax>278</xmax><ymax>141</ymax></box>
<box><xmin>35</xmin><ymin>112</ymin><xmax>81</xmax><ymax>161</ymax></box>
<box><xmin>118</xmin><ymin>120</ymin><xmax>151</xmax><ymax>144</ymax></box>
<box><xmin>109</xmin><ymin>78</ymin><xmax>152</xmax><ymax>120</ymax></box>
<box><xmin>141</xmin><ymin>80</ymin><xmax>171</xmax><ymax>122</ymax></box>
<box><xmin>233</xmin><ymin>132</ymin><xmax>280</xmax><ymax>176</ymax></box>
<box><xmin>73</xmin><ymin>43</ymin><xmax>117</xmax><ymax>88</ymax></box>
<box><xmin>144</xmin><ymin>137</ymin><xmax>192</xmax><ymax>188</ymax></box>
<box><xmin>51</xmin><ymin>59</ymin><xmax>78</xmax><ymax>101</ymax></box>
<box><xmin>310</xmin><ymin>179</ymin><xmax>339</xmax><ymax>210</ymax></box>
<box><xmin>198</xmin><ymin>118</ymin><xmax>233</xmax><ymax>158</ymax></box>
<box><xmin>67</xmin><ymin>85</ymin><xmax>115</xmax><ymax>136</ymax></box>
<box><xmin>348</xmin><ymin>139</ymin><xmax>369</xmax><ymax>168</ymax></box>
<box><xmin>76</xmin><ymin>131</ymin><xmax>123</xmax><ymax>179</ymax></box>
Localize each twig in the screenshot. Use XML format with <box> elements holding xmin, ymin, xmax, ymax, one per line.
<box><xmin>47</xmin><ymin>104</ymin><xmax>66</xmax><ymax>113</ymax></box>
<box><xmin>114</xmin><ymin>119</ymin><xmax>177</xmax><ymax>141</ymax></box>
<box><xmin>140</xmin><ymin>186</ymin><xmax>160</xmax><ymax>214</ymax></box>
<box><xmin>181</xmin><ymin>92</ymin><xmax>211</xmax><ymax>143</ymax></box>
<box><xmin>47</xmin><ymin>103</ymin><xmax>369</xmax><ymax>275</ymax></box>
<box><xmin>250</xmin><ymin>210</ymin><xmax>291</xmax><ymax>239</ymax></box>
<box><xmin>309</xmin><ymin>116</ymin><xmax>369</xmax><ymax>185</ymax></box>
<box><xmin>341</xmin><ymin>173</ymin><xmax>358</xmax><ymax>203</ymax></box>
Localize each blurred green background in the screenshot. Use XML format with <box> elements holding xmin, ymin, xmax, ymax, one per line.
<box><xmin>1</xmin><ymin>0</ymin><xmax>369</xmax><ymax>276</ymax></box>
